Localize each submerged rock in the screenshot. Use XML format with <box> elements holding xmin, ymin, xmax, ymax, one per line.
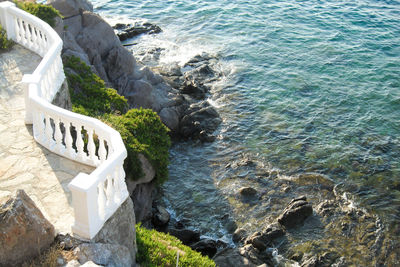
<box><xmin>152</xmin><ymin>205</ymin><xmax>170</xmax><ymax>227</ymax></box>
<box><xmin>245</xmin><ymin>223</ymin><xmax>285</xmax><ymax>251</ymax></box>
<box><xmin>213</xmin><ymin>248</ymin><xmax>257</xmax><ymax>267</ymax></box>
<box><xmin>190</xmin><ymin>238</ymin><xmax>218</xmax><ymax>258</ymax></box>
<box><xmin>167</xmin><ymin>228</ymin><xmax>200</xmax><ymax>245</ymax></box>
<box><xmin>277</xmin><ymin>196</ymin><xmax>313</xmax><ymax>228</ymax></box>
<box><xmin>233</xmin><ymin>228</ymin><xmax>248</xmax><ymax>243</ymax></box>
<box><xmin>239</xmin><ymin>187</ymin><xmax>258</xmax><ymax>197</ymax></box>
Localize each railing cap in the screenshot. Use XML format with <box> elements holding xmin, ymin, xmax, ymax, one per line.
<box><xmin>0</xmin><ymin>1</ymin><xmax>16</xmax><ymax>8</ymax></box>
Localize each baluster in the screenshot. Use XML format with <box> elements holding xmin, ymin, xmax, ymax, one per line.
<box><xmin>113</xmin><ymin>166</ymin><xmax>121</xmax><ymax>202</ymax></box>
<box><xmin>37</xmin><ymin>111</ymin><xmax>45</xmax><ymax>143</ymax></box>
<box><xmin>45</xmin><ymin>114</ymin><xmax>52</xmax><ymax>147</ymax></box>
<box><xmin>54</xmin><ymin>117</ymin><xmax>62</xmax><ymax>152</ymax></box>
<box><xmin>87</xmin><ymin>128</ymin><xmax>96</xmax><ymax>163</ymax></box>
<box><xmin>65</xmin><ymin>121</ymin><xmax>74</xmax><ymax>157</ymax></box>
<box><xmin>99</xmin><ymin>138</ymin><xmax>107</xmax><ymax>162</ymax></box>
<box><xmin>31</xmin><ymin>27</ymin><xmax>38</xmax><ymax>52</ymax></box>
<box><xmin>98</xmin><ymin>182</ymin><xmax>106</xmax><ymax>220</ymax></box>
<box><xmin>76</xmin><ymin>125</ymin><xmax>85</xmax><ymax>160</ymax></box>
<box><xmin>20</xmin><ymin>20</ymin><xmax>27</xmax><ymax>45</ymax></box>
<box><xmin>26</xmin><ymin>23</ymin><xmax>32</xmax><ymax>49</ymax></box>
<box><xmin>32</xmin><ymin>108</ymin><xmax>39</xmax><ymax>139</ymax></box>
<box><xmin>15</xmin><ymin>17</ymin><xmax>22</xmax><ymax>43</ymax></box>
<box><xmin>106</xmin><ymin>175</ymin><xmax>114</xmax><ymax>207</ymax></box>
<box><xmin>118</xmin><ymin>165</ymin><xmax>128</xmax><ymax>198</ymax></box>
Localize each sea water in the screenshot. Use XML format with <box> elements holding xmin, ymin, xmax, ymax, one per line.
<box><xmin>91</xmin><ymin>0</ymin><xmax>400</xmax><ymax>263</ymax></box>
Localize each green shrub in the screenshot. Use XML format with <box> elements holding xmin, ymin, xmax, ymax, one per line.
<box><xmin>64</xmin><ymin>56</ymin><xmax>171</xmax><ymax>183</ymax></box>
<box><xmin>136</xmin><ymin>224</ymin><xmax>216</xmax><ymax>267</ymax></box>
<box><xmin>63</xmin><ymin>56</ymin><xmax>128</xmax><ymax>116</ymax></box>
<box><xmin>102</xmin><ymin>109</ymin><xmax>170</xmax><ymax>183</ymax></box>
<box><xmin>16</xmin><ymin>1</ymin><xmax>62</xmax><ymax>27</ymax></box>
<box><xmin>0</xmin><ymin>25</ymin><xmax>14</xmax><ymax>51</ymax></box>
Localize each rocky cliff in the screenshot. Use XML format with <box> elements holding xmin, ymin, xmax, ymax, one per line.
<box><xmin>49</xmin><ymin>0</ymin><xmax>221</xmax><ymax>141</ymax></box>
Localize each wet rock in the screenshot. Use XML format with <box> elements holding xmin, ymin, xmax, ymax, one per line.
<box><xmin>296</xmin><ymin>173</ymin><xmax>334</xmax><ymax>191</ymax></box>
<box><xmin>152</xmin><ymin>205</ymin><xmax>170</xmax><ymax>227</ymax></box>
<box><xmin>277</xmin><ymin>196</ymin><xmax>313</xmax><ymax>228</ymax></box>
<box><xmin>221</xmin><ymin>214</ymin><xmax>238</xmax><ymax>233</ymax></box>
<box><xmin>0</xmin><ymin>190</ymin><xmax>55</xmax><ymax>266</ymax></box>
<box><xmin>181</xmin><ymin>78</ymin><xmax>208</xmax><ymax>99</ymax></box>
<box><xmin>239</xmin><ymin>244</ymin><xmax>268</xmax><ymax>265</ymax></box>
<box><xmin>180</xmin><ymin>101</ymin><xmax>222</xmax><ymax>139</ymax></box>
<box><xmin>190</xmin><ymin>238</ymin><xmax>218</xmax><ymax>258</ymax></box>
<box><xmin>113</xmin><ymin>22</ymin><xmax>162</xmax><ymax>41</ymax></box>
<box><xmin>213</xmin><ymin>248</ymin><xmax>257</xmax><ymax>267</ymax></box>
<box><xmin>301</xmin><ymin>252</ymin><xmax>341</xmax><ymax>267</ymax></box>
<box><xmin>216</xmin><ymin>239</ymin><xmax>229</xmax><ymax>250</ymax></box>
<box><xmin>167</xmin><ymin>228</ymin><xmax>200</xmax><ymax>245</ymax></box>
<box><xmin>233</xmin><ymin>228</ymin><xmax>248</xmax><ymax>243</ymax></box>
<box><xmin>245</xmin><ymin>223</ymin><xmax>285</xmax><ymax>250</ymax></box>
<box><xmin>316</xmin><ymin>200</ymin><xmax>337</xmax><ymax>217</ymax></box>
<box><xmin>239</xmin><ymin>187</ymin><xmax>258</xmax><ymax>197</ymax></box>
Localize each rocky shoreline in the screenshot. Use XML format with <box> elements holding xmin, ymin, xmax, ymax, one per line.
<box><xmin>47</xmin><ymin>0</ymin><xmax>398</xmax><ymax>265</ymax></box>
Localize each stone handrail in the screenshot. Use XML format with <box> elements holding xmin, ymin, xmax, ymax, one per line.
<box><xmin>0</xmin><ymin>2</ymin><xmax>129</xmax><ymax>239</ymax></box>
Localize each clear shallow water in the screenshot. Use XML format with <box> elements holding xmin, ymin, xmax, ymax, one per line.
<box><xmin>92</xmin><ymin>0</ymin><xmax>400</xmax><ymax>263</ymax></box>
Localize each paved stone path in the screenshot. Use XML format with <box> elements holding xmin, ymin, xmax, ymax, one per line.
<box><xmin>0</xmin><ymin>45</ymin><xmax>94</xmax><ymax>234</ymax></box>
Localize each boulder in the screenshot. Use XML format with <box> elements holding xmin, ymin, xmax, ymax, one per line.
<box><xmin>213</xmin><ymin>248</ymin><xmax>257</xmax><ymax>267</ymax></box>
<box><xmin>74</xmin><ymin>243</ymin><xmax>132</xmax><ymax>267</ymax></box>
<box><xmin>76</xmin><ymin>12</ymin><xmax>120</xmax><ymax>67</ymax></box>
<box><xmin>167</xmin><ymin>228</ymin><xmax>200</xmax><ymax>245</ymax></box>
<box><xmin>245</xmin><ymin>223</ymin><xmax>285</xmax><ymax>251</ymax></box>
<box><xmin>233</xmin><ymin>228</ymin><xmax>248</xmax><ymax>243</ymax></box>
<box><xmin>48</xmin><ymin>0</ymin><xmax>93</xmax><ymax>18</ymax></box>
<box><xmin>152</xmin><ymin>205</ymin><xmax>170</xmax><ymax>227</ymax></box>
<box><xmin>239</xmin><ymin>187</ymin><xmax>258</xmax><ymax>197</ymax></box>
<box><xmin>159</xmin><ymin>106</ymin><xmax>180</xmax><ymax>131</ymax></box>
<box><xmin>190</xmin><ymin>238</ymin><xmax>217</xmax><ymax>258</ymax></box>
<box><xmin>277</xmin><ymin>196</ymin><xmax>313</xmax><ymax>228</ymax></box>
<box><xmin>113</xmin><ymin>22</ymin><xmax>162</xmax><ymax>41</ymax></box>
<box><xmin>104</xmin><ymin>46</ymin><xmax>136</xmax><ymax>82</ymax></box>
<box><xmin>94</xmin><ymin>197</ymin><xmax>136</xmax><ymax>263</ymax></box>
<box><xmin>130</xmin><ymin>181</ymin><xmax>155</xmax><ymax>223</ymax></box>
<box><xmin>180</xmin><ymin>101</ymin><xmax>221</xmax><ymax>138</ymax></box>
<box><xmin>0</xmin><ymin>190</ymin><xmax>55</xmax><ymax>266</ymax></box>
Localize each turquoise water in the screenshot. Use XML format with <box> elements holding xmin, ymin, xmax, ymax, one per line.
<box><xmin>92</xmin><ymin>0</ymin><xmax>400</xmax><ymax>263</ymax></box>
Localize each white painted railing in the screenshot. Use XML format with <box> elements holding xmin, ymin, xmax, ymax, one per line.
<box><xmin>0</xmin><ymin>2</ymin><xmax>129</xmax><ymax>239</ymax></box>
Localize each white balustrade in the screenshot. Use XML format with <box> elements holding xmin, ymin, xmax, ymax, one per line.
<box><xmin>0</xmin><ymin>1</ymin><xmax>129</xmax><ymax>240</ymax></box>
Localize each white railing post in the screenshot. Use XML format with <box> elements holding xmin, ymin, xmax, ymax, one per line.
<box><xmin>22</xmin><ymin>74</ymin><xmax>41</xmax><ymax>124</ymax></box>
<box><xmin>69</xmin><ymin>173</ymin><xmax>102</xmax><ymax>240</ymax></box>
<box><xmin>0</xmin><ymin>2</ymin><xmax>16</xmax><ymax>40</ymax></box>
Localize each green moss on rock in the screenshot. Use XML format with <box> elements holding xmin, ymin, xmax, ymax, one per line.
<box><xmin>136</xmin><ymin>224</ymin><xmax>215</xmax><ymax>267</ymax></box>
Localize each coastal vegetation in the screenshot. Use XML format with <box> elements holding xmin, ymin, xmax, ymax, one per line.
<box><xmin>136</xmin><ymin>224</ymin><xmax>216</xmax><ymax>267</ymax></box>
<box><xmin>63</xmin><ymin>56</ymin><xmax>171</xmax><ymax>183</ymax></box>
<box><xmin>0</xmin><ymin>25</ymin><xmax>13</xmax><ymax>51</ymax></box>
<box><xmin>15</xmin><ymin>1</ymin><xmax>61</xmax><ymax>27</ymax></box>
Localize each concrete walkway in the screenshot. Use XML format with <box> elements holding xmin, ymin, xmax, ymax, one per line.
<box><xmin>0</xmin><ymin>45</ymin><xmax>94</xmax><ymax>234</ymax></box>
